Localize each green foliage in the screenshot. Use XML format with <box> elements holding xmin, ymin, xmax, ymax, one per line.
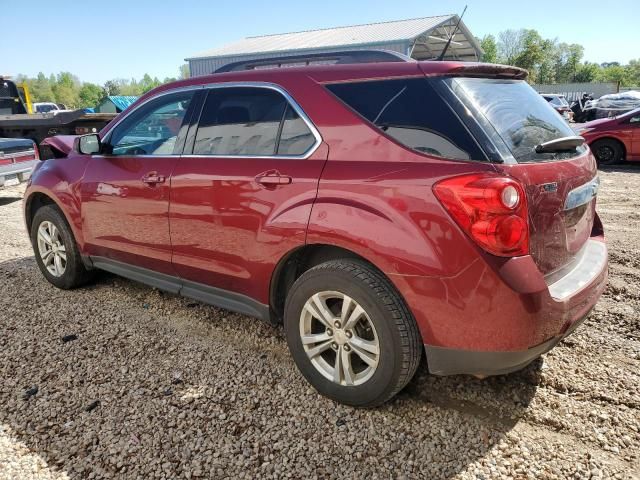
<box><xmin>79</xmin><ymin>83</ymin><xmax>104</xmax><ymax>109</ymax></box>
<box><xmin>179</xmin><ymin>64</ymin><xmax>190</xmax><ymax>79</ymax></box>
<box><xmin>17</xmin><ymin>70</ymin><xmax>188</xmax><ymax>110</ymax></box>
<box><xmin>489</xmin><ymin>27</ymin><xmax>639</xmax><ymax>87</ymax></box>
<box><xmin>479</xmin><ymin>35</ymin><xmax>498</xmax><ymax>63</ymax></box>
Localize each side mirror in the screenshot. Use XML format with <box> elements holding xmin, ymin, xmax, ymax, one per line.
<box><xmin>630</xmin><ymin>116</ymin><xmax>640</xmax><ymax>124</ymax></box>
<box><xmin>76</xmin><ymin>134</ymin><xmax>101</xmax><ymax>155</ymax></box>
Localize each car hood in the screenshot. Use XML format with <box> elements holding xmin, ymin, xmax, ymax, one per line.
<box><xmin>40</xmin><ymin>135</ymin><xmax>78</xmax><ymax>157</ymax></box>
<box><xmin>582</xmin><ymin>116</ymin><xmax>619</xmax><ymax>130</ymax></box>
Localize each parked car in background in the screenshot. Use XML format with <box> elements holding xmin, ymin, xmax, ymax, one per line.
<box><xmin>24</xmin><ymin>55</ymin><xmax>608</xmax><ymax>407</ymax></box>
<box><xmin>33</xmin><ymin>102</ymin><xmax>71</xmax><ymax>114</ymax></box>
<box><xmin>578</xmin><ymin>107</ymin><xmax>640</xmax><ymax>165</ymax></box>
<box><xmin>542</xmin><ymin>94</ymin><xmax>573</xmax><ymax>121</ymax></box>
<box><xmin>0</xmin><ymin>137</ymin><xmax>39</xmax><ymax>188</ymax></box>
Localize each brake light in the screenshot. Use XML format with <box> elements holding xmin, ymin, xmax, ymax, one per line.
<box><xmin>433</xmin><ymin>173</ymin><xmax>529</xmax><ymax>257</ymax></box>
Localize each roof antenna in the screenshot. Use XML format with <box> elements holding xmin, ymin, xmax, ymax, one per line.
<box><xmin>438</xmin><ymin>5</ymin><xmax>467</xmax><ymax>61</ymax></box>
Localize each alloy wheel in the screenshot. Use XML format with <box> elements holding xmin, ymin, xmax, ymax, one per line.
<box><xmin>37</xmin><ymin>221</ymin><xmax>67</xmax><ymax>277</ymax></box>
<box><xmin>299</xmin><ymin>291</ymin><xmax>380</xmax><ymax>386</ymax></box>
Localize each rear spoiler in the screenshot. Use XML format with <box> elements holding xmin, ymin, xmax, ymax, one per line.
<box><xmin>447</xmin><ymin>64</ymin><xmax>528</xmax><ymax>80</ymax></box>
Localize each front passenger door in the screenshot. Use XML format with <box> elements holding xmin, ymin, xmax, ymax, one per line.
<box><xmin>81</xmin><ymin>90</ymin><xmax>196</xmax><ymax>275</ymax></box>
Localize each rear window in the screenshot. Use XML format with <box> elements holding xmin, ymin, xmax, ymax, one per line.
<box><xmin>326</xmin><ymin>78</ymin><xmax>485</xmax><ymax>161</ymax></box>
<box><xmin>447</xmin><ymin>78</ymin><xmax>585</xmax><ymax>163</ymax></box>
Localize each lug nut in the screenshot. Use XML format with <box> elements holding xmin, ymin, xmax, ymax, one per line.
<box><xmin>345</xmin><ymin>331</ymin><xmax>352</xmax><ymax>338</ymax></box>
<box><xmin>334</xmin><ymin>321</ymin><xmax>341</xmax><ymax>329</ymax></box>
<box><xmin>331</xmin><ymin>342</ymin><xmax>338</xmax><ymax>350</ymax></box>
<box><xmin>343</xmin><ymin>345</ymin><xmax>351</xmax><ymax>352</ymax></box>
<box><xmin>326</xmin><ymin>328</ymin><xmax>333</xmax><ymax>336</ymax></box>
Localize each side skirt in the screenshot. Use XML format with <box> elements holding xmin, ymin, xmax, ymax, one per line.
<box><xmin>89</xmin><ymin>256</ymin><xmax>271</xmax><ymax>321</ymax></box>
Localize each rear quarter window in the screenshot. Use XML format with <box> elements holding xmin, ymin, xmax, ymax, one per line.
<box><xmin>326</xmin><ymin>78</ymin><xmax>486</xmax><ymax>161</ymax></box>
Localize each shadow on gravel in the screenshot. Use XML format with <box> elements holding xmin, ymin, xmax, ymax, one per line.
<box><xmin>598</xmin><ymin>162</ymin><xmax>640</xmax><ymax>173</ymax></box>
<box><xmin>404</xmin><ymin>357</ymin><xmax>540</xmax><ymax>427</ymax></box>
<box><xmin>0</xmin><ymin>255</ymin><xmax>543</xmax><ymax>478</ymax></box>
<box><xmin>0</xmin><ymin>196</ymin><xmax>22</xmax><ymax>206</ymax></box>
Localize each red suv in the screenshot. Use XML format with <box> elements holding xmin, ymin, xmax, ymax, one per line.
<box><xmin>24</xmin><ymin>57</ymin><xmax>608</xmax><ymax>406</ymax></box>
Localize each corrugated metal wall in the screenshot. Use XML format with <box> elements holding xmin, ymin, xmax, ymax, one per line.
<box><xmin>189</xmin><ymin>41</ymin><xmax>410</xmax><ymax>77</ymax></box>
<box><xmin>533</xmin><ymin>82</ymin><xmax>619</xmax><ymax>101</ymax></box>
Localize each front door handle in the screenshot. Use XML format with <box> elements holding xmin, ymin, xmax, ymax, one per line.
<box><xmin>256</xmin><ymin>171</ymin><xmax>292</xmax><ymax>186</ymax></box>
<box><xmin>142</xmin><ymin>171</ymin><xmax>166</xmax><ymax>184</ymax></box>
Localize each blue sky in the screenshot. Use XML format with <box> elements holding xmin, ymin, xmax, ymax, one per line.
<box><xmin>2</xmin><ymin>0</ymin><xmax>638</xmax><ymax>84</ymax></box>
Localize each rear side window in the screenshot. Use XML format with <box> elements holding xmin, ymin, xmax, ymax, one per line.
<box><xmin>326</xmin><ymin>78</ymin><xmax>485</xmax><ymax>161</ymax></box>
<box><xmin>194</xmin><ymin>87</ymin><xmax>316</xmax><ymax>157</ymax></box>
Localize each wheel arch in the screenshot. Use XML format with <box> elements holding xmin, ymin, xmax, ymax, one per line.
<box><xmin>589</xmin><ymin>136</ymin><xmax>627</xmax><ymax>160</ymax></box>
<box><xmin>269</xmin><ymin>243</ymin><xmax>391</xmax><ymax>323</ymax></box>
<box><xmin>24</xmin><ymin>188</ymin><xmax>84</xmax><ymax>249</ymax></box>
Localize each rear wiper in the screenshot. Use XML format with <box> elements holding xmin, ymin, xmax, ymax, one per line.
<box><xmin>535</xmin><ymin>136</ymin><xmax>585</xmax><ymax>154</ymax></box>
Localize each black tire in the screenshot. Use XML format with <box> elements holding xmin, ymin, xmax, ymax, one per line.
<box><xmin>30</xmin><ymin>205</ymin><xmax>94</xmax><ymax>289</ymax></box>
<box><xmin>591</xmin><ymin>139</ymin><xmax>624</xmax><ymax>166</ymax></box>
<box><xmin>284</xmin><ymin>259</ymin><xmax>421</xmax><ymax>407</ymax></box>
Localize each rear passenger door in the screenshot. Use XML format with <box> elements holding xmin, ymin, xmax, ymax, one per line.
<box><xmin>169</xmin><ymin>85</ymin><xmax>327</xmax><ymax>304</ymax></box>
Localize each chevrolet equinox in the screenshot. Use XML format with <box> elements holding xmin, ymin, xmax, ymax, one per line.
<box><xmin>24</xmin><ymin>56</ymin><xmax>608</xmax><ymax>406</ymax></box>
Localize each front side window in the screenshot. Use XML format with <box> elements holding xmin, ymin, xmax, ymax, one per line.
<box><xmin>109</xmin><ymin>92</ymin><xmax>193</xmax><ymax>156</ymax></box>
<box><xmin>326</xmin><ymin>78</ymin><xmax>484</xmax><ymax>161</ymax></box>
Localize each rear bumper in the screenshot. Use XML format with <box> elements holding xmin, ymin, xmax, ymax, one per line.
<box><xmin>425</xmin><ymin>309</ymin><xmax>589</xmax><ymax>376</ymax></box>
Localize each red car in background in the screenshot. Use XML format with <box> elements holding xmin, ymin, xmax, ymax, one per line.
<box><xmin>578</xmin><ymin>107</ymin><xmax>640</xmax><ymax>165</ymax></box>
<box><xmin>24</xmin><ymin>56</ymin><xmax>608</xmax><ymax>406</ymax></box>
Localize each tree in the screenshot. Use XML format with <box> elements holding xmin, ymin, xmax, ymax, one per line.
<box><xmin>479</xmin><ymin>35</ymin><xmax>498</xmax><ymax>63</ymax></box>
<box><xmin>574</xmin><ymin>62</ymin><xmax>601</xmax><ymax>83</ymax></box>
<box><xmin>140</xmin><ymin>74</ymin><xmax>161</xmax><ymax>93</ymax></box>
<box><xmin>597</xmin><ymin>65</ymin><xmax>631</xmax><ymax>85</ymax></box>
<box><xmin>626</xmin><ymin>59</ymin><xmax>640</xmax><ymax>86</ymax></box>
<box><xmin>498</xmin><ymin>29</ymin><xmax>525</xmax><ymax>65</ymax></box>
<box><xmin>511</xmin><ymin>30</ymin><xmax>545</xmax><ymax>81</ymax></box>
<box><xmin>28</xmin><ymin>72</ymin><xmax>55</xmax><ymax>103</ymax></box>
<box><xmin>52</xmin><ymin>72</ymin><xmax>80</xmax><ymax>108</ymax></box>
<box><xmin>179</xmin><ymin>63</ymin><xmax>190</xmax><ymax>79</ymax></box>
<box><xmin>103</xmin><ymin>80</ymin><xmax>121</xmax><ymax>96</ymax></box>
<box><xmin>79</xmin><ymin>83</ymin><xmax>104</xmax><ymax>108</ymax></box>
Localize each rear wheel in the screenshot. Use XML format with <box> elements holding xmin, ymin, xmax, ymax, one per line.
<box><xmin>591</xmin><ymin>139</ymin><xmax>624</xmax><ymax>166</ymax></box>
<box><xmin>31</xmin><ymin>205</ymin><xmax>94</xmax><ymax>289</ymax></box>
<box><xmin>284</xmin><ymin>260</ymin><xmax>421</xmax><ymax>407</ymax></box>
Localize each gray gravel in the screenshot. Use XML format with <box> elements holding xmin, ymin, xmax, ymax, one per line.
<box><xmin>0</xmin><ymin>167</ymin><xmax>639</xmax><ymax>479</ymax></box>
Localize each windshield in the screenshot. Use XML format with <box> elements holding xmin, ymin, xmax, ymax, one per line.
<box><xmin>546</xmin><ymin>96</ymin><xmax>569</xmax><ymax>107</ymax></box>
<box><xmin>36</xmin><ymin>104</ymin><xmax>58</xmax><ymax>113</ymax></box>
<box><xmin>446</xmin><ymin>78</ymin><xmax>585</xmax><ymax>163</ymax></box>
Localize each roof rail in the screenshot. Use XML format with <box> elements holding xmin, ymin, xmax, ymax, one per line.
<box><xmin>214</xmin><ymin>49</ymin><xmax>413</xmax><ymax>73</ymax></box>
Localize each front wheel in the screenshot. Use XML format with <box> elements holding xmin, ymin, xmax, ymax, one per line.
<box><xmin>284</xmin><ymin>260</ymin><xmax>421</xmax><ymax>407</ymax></box>
<box><xmin>31</xmin><ymin>205</ymin><xmax>94</xmax><ymax>289</ymax></box>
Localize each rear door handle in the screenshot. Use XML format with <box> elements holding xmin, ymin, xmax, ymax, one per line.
<box><xmin>142</xmin><ymin>172</ymin><xmax>166</xmax><ymax>184</ymax></box>
<box><xmin>256</xmin><ymin>172</ymin><xmax>292</xmax><ymax>186</ymax></box>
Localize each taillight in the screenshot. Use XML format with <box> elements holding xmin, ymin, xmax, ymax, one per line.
<box><xmin>433</xmin><ymin>173</ymin><xmax>529</xmax><ymax>257</ymax></box>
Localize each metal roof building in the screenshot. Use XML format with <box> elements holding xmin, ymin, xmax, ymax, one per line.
<box><xmin>95</xmin><ymin>96</ymin><xmax>139</xmax><ymax>114</ymax></box>
<box><xmin>186</xmin><ymin>15</ymin><xmax>483</xmax><ymax>77</ymax></box>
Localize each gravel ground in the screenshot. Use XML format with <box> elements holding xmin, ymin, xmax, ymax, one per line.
<box><xmin>0</xmin><ymin>166</ymin><xmax>639</xmax><ymax>480</ymax></box>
